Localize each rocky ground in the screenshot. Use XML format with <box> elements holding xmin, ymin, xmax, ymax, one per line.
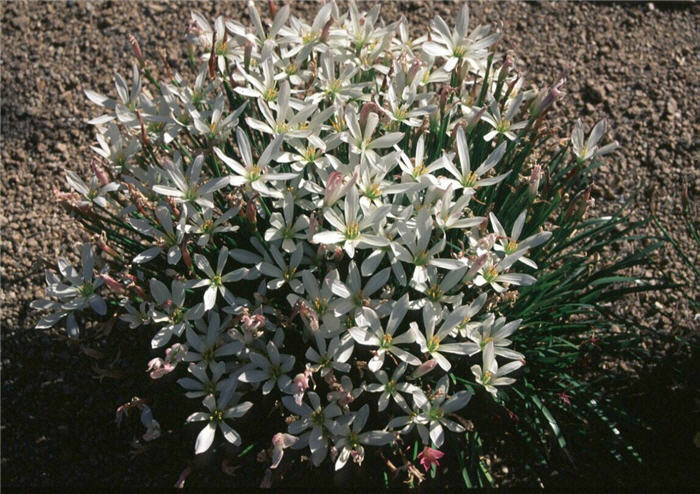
<box><xmin>1</xmin><ymin>0</ymin><xmax>698</xmax><ymax>488</ymax></box>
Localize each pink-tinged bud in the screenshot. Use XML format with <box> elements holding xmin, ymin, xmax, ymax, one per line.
<box><xmin>136</xmin><ymin>110</ymin><xmax>149</xmax><ymax>146</ymax></box>
<box><xmin>174</xmin><ymin>466</ymin><xmax>193</xmax><ymax>489</ymax></box>
<box><xmin>530</xmin><ymin>78</ymin><xmax>565</xmax><ymax>118</ymax></box>
<box><xmin>96</xmin><ymin>233</ymin><xmax>120</xmax><ymax>259</ymax></box>
<box><xmin>246</xmin><ymin>196</ymin><xmax>259</xmax><ymax>224</ymax></box>
<box><xmin>128</xmin><ymin>34</ymin><xmax>144</xmax><ymax>63</ymax></box>
<box><xmin>308</xmin><ymin>211</ymin><xmax>320</xmax><ymax>237</ymax></box>
<box><xmin>464</xmin><ymin>253</ymin><xmax>489</xmax><ymax>282</ymax></box>
<box><xmin>91</xmin><ymin>159</ymin><xmax>111</xmax><ymax>186</ymax></box>
<box><xmin>241</xmin><ymin>314</ymin><xmax>266</xmax><ymax>343</ymax></box>
<box><xmin>359</xmin><ymin>102</ymin><xmax>381</xmax><ymax>129</ymax></box>
<box><xmin>268</xmin><ymin>0</ymin><xmax>278</xmax><ymax>18</ymax></box>
<box><xmin>181</xmin><ymin>238</ymin><xmax>193</xmax><ymax>272</ymax></box>
<box><xmin>292</xmin><ymin>372</ymin><xmax>310</xmax><ymax>405</ymax></box>
<box><xmin>497</xmin><ymin>56</ymin><xmax>513</xmax><ymax>84</ymax></box>
<box><xmin>467</xmin><ymin>106</ymin><xmax>487</xmax><ymax>130</ymax></box>
<box><xmin>167</xmin><ymin>197</ymin><xmax>181</xmax><ymax>219</ymax></box>
<box><xmin>408</xmin><ymin>60</ymin><xmax>423</xmax><ymax>83</ymax></box>
<box><xmin>97</xmin><ymin>273</ymin><xmax>126</xmax><ymax>295</ymax></box>
<box><xmin>478</xmin><ymin>233</ymin><xmax>497</xmax><ymax>251</ymax></box>
<box><xmin>417</xmin><ymin>447</ymin><xmax>445</xmax><ymax>472</ymax></box>
<box><xmin>528</xmin><ymin>164</ymin><xmax>542</xmax><ymax>196</ymax></box>
<box><xmin>129</xmin><ymin>281</ymin><xmax>147</xmax><ymax>299</ymax></box>
<box><xmin>244</xmin><ymin>40</ymin><xmax>253</xmax><ymax>70</ymax></box>
<box><xmin>301</xmin><ymin>307</ymin><xmax>320</xmax><ymax>332</ymax></box>
<box><xmin>320</xmin><ymin>18</ymin><xmax>333</xmax><ymax>43</ymax></box>
<box><xmin>324</xmin><ymin>171</ymin><xmax>357</xmax><ymax>207</ymax></box>
<box><xmin>411</xmin><ymin>359</ymin><xmax>438</xmax><ymax>379</ymax></box>
<box><xmin>208</xmin><ymin>31</ymin><xmax>217</xmax><ymax>79</ymax></box>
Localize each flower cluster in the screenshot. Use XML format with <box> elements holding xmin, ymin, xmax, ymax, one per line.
<box><xmin>33</xmin><ymin>0</ymin><xmax>618</xmax><ymax>482</ymax></box>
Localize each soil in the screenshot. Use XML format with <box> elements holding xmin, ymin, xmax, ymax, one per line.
<box><xmin>1</xmin><ymin>0</ymin><xmax>698</xmax><ymax>488</ymax></box>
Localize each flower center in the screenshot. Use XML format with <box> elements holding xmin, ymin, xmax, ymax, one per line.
<box><xmin>427</xmin><ymin>335</ymin><xmax>441</xmax><ymax>353</ymax></box>
<box><xmin>426</xmin><ymin>283</ymin><xmax>444</xmax><ymax>302</ymax></box>
<box><xmin>505</xmin><ymin>240</ymin><xmax>518</xmax><ymax>254</ymax></box>
<box><xmin>380</xmin><ymin>333</ymin><xmax>393</xmax><ymax>349</ymax></box>
<box><xmin>345</xmin><ymin>221</ymin><xmax>360</xmax><ymax>240</ymax></box>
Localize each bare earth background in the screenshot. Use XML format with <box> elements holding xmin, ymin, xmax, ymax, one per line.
<box><xmin>1</xmin><ymin>0</ymin><xmax>698</xmax><ymax>488</ymax></box>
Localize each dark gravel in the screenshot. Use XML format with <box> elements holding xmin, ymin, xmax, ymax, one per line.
<box><xmin>1</xmin><ymin>0</ymin><xmax>698</xmax><ymax>488</ymax></box>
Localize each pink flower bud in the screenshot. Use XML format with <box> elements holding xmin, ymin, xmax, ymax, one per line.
<box><xmin>320</xmin><ymin>18</ymin><xmax>333</xmax><ymax>43</ymax></box>
<box><xmin>324</xmin><ymin>171</ymin><xmax>356</xmax><ymax>207</ymax></box>
<box><xmin>91</xmin><ymin>159</ymin><xmax>111</xmax><ymax>186</ymax></box>
<box><xmin>128</xmin><ymin>34</ymin><xmax>144</xmax><ymax>62</ymax></box>
<box><xmin>411</xmin><ymin>359</ymin><xmax>438</xmax><ymax>379</ymax></box>
<box><xmin>528</xmin><ymin>164</ymin><xmax>542</xmax><ymax>196</ymax></box>
<box><xmin>244</xmin><ymin>40</ymin><xmax>253</xmax><ymax>70</ymax></box>
<box><xmin>96</xmin><ymin>233</ymin><xmax>119</xmax><ymax>259</ymax></box>
<box><xmin>268</xmin><ymin>0</ymin><xmax>277</xmax><ymax>18</ymax></box>
<box><xmin>464</xmin><ymin>253</ymin><xmax>489</xmax><ymax>282</ymax></box>
<box><xmin>97</xmin><ymin>273</ymin><xmax>126</xmax><ymax>295</ymax></box>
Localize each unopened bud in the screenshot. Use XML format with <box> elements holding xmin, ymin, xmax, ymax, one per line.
<box><xmin>244</xmin><ymin>40</ymin><xmax>253</xmax><ymax>70</ymax></box>
<box><xmin>528</xmin><ymin>164</ymin><xmax>542</xmax><ymax>196</ymax></box>
<box><xmin>128</xmin><ymin>34</ymin><xmax>144</xmax><ymax>63</ymax></box>
<box><xmin>91</xmin><ymin>159</ymin><xmax>111</xmax><ymax>186</ymax></box>
<box><xmin>320</xmin><ymin>18</ymin><xmax>333</xmax><ymax>43</ymax></box>
<box><xmin>268</xmin><ymin>0</ymin><xmax>278</xmax><ymax>18</ymax></box>
<box><xmin>97</xmin><ymin>273</ymin><xmax>126</xmax><ymax>295</ymax></box>
<box><xmin>411</xmin><ymin>359</ymin><xmax>438</xmax><ymax>379</ymax></box>
<box><xmin>96</xmin><ymin>233</ymin><xmax>120</xmax><ymax>258</ymax></box>
<box><xmin>208</xmin><ymin>31</ymin><xmax>217</xmax><ymax>79</ymax></box>
<box><xmin>324</xmin><ymin>171</ymin><xmax>356</xmax><ymax>207</ymax></box>
<box><xmin>464</xmin><ymin>253</ymin><xmax>489</xmax><ymax>282</ymax></box>
<box><xmin>181</xmin><ymin>237</ymin><xmax>193</xmax><ymax>271</ymax></box>
<box><xmin>359</xmin><ymin>102</ymin><xmax>381</xmax><ymax>130</ymax></box>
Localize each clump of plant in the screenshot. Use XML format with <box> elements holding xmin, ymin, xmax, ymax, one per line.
<box><xmin>34</xmin><ymin>1</ymin><xmax>661</xmax><ymax>487</ymax></box>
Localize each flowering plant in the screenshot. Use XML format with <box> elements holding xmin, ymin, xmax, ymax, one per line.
<box><xmin>33</xmin><ymin>1</ymin><xmax>644</xmax><ymax>487</ymax></box>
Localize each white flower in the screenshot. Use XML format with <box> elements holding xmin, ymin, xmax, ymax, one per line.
<box><xmin>471</xmin><ymin>341</ymin><xmax>524</xmax><ymax>398</ymax></box>
<box><xmin>190</xmin><ymin>247</ymin><xmax>250</xmax><ymax>311</ymax></box>
<box><xmin>214</xmin><ymin>130</ymin><xmax>296</xmax><ymax>198</ymax></box>
<box><xmin>413</xmin><ymin>375</ymin><xmax>472</xmax><ymax>447</ymax></box>
<box><xmin>186</xmin><ymin>384</ymin><xmax>253</xmax><ymax>454</ymax></box>
<box><xmin>184</xmin><ymin>311</ymin><xmax>242</xmax><ymax>363</ymax></box>
<box><xmin>264</xmin><ymin>192</ymin><xmax>310</xmax><ymax>253</ymax></box>
<box><xmin>306</xmin><ymin>333</ymin><xmax>354</xmax><ymax>377</ymax></box>
<box><xmin>331</xmin><ymin>404</ymin><xmax>395</xmax><ymax>470</ymax></box>
<box><xmin>312</xmin><ymin>186</ymin><xmax>390</xmax><ymax>258</ymax></box>
<box><xmin>467</xmin><ymin>314</ymin><xmax>524</xmax><ymax>361</ymax></box>
<box><xmin>257</xmin><ymin>245</ymin><xmax>305</xmax><ymax>293</ymax></box>
<box><xmin>366</xmin><ymin>362</ymin><xmax>418</xmax><ymax>412</ymax></box>
<box><xmin>410</xmin><ymin>304</ymin><xmax>479</xmax><ymax>371</ymax></box>
<box><xmin>239</xmin><ymin>334</ymin><xmax>296</xmax><ymax>394</ymax></box>
<box><xmin>489</xmin><ymin>210</ymin><xmax>551</xmax><ymax>269</ymax></box>
<box><xmin>340</xmin><ymin>107</ymin><xmax>404</xmax><ymax>160</ymax></box>
<box><xmin>422</xmin><ymin>4</ymin><xmax>499</xmax><ymax>73</ymax></box>
<box><xmin>348</xmin><ymin>297</ymin><xmax>421</xmax><ymax>372</ymax></box>
<box><xmin>281</xmin><ymin>391</ymin><xmax>342</xmax><ymax>466</ymax></box>
<box><xmin>571</xmin><ymin>118</ymin><xmax>619</xmax><ymax>162</ymax></box>
<box><xmin>442</xmin><ymin>126</ymin><xmax>509</xmax><ymax>192</ymax></box>
<box><xmin>481</xmin><ymin>93</ymin><xmax>528</xmax><ymax>141</ymax></box>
